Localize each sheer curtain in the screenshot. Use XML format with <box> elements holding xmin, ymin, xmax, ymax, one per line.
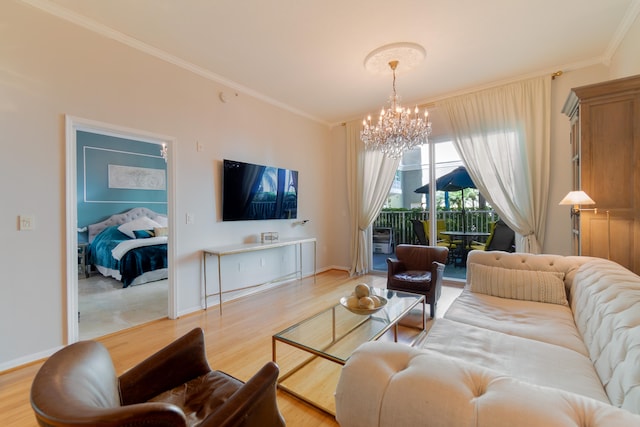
<box><xmin>346</xmin><ymin>121</ymin><xmax>400</xmax><ymax>275</ymax></box>
<box><xmin>437</xmin><ymin>76</ymin><xmax>551</xmax><ymax>253</ymax></box>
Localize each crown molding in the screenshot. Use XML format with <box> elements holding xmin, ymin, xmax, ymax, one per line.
<box><xmin>602</xmin><ymin>0</ymin><xmax>640</xmax><ymax>65</ymax></box>
<box><xmin>17</xmin><ymin>0</ymin><xmax>330</xmax><ymax>127</ymax></box>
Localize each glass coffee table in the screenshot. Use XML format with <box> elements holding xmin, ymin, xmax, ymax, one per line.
<box><xmin>272</xmin><ymin>288</ymin><xmax>425</xmax><ymax>415</ymax></box>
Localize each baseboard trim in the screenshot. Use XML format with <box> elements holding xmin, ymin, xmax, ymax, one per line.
<box><xmin>0</xmin><ymin>346</ymin><xmax>62</xmax><ymax>374</ymax></box>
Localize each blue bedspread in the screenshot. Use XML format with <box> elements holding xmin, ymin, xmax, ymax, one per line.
<box><xmin>88</xmin><ymin>226</ymin><xmax>167</xmax><ymax>287</ymax></box>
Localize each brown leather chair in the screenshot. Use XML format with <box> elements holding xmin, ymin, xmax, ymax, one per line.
<box><xmin>387</xmin><ymin>244</ymin><xmax>449</xmax><ymax>318</ymax></box>
<box><xmin>30</xmin><ymin>328</ymin><xmax>286</xmax><ymax>427</ymax></box>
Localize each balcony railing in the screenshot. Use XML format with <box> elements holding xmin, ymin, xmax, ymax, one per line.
<box><xmin>373</xmin><ymin>210</ymin><xmax>499</xmax><ymax>245</ymax></box>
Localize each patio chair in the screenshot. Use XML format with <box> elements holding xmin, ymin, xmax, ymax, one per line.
<box><xmin>412</xmin><ymin>219</ymin><xmax>459</xmax><ymax>265</ymax></box>
<box><xmin>411</xmin><ymin>219</ymin><xmax>428</xmax><ymax>245</ymax></box>
<box><xmin>412</xmin><ymin>219</ymin><xmax>458</xmax><ymax>247</ymax></box>
<box><xmin>470</xmin><ymin>219</ymin><xmax>516</xmax><ymax>252</ymax></box>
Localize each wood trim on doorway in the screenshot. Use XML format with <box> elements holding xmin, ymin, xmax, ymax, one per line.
<box><xmin>64</xmin><ymin>115</ymin><xmax>178</xmax><ymax>344</ymax></box>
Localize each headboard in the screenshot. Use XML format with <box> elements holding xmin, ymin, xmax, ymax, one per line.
<box><xmin>87</xmin><ymin>207</ymin><xmax>168</xmax><ymax>243</ymax></box>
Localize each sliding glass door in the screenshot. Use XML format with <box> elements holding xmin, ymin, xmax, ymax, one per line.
<box><xmin>371</xmin><ymin>139</ymin><xmax>493</xmax><ymax>281</ymax></box>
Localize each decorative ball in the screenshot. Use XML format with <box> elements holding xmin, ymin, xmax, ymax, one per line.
<box><xmin>355</xmin><ymin>283</ymin><xmax>371</xmax><ymax>299</ymax></box>
<box><xmin>370</xmin><ymin>295</ymin><xmax>381</xmax><ymax>308</ymax></box>
<box><xmin>358</xmin><ymin>296</ymin><xmax>375</xmax><ymax>309</ymax></box>
<box><xmin>346</xmin><ymin>295</ymin><xmax>359</xmax><ymax>309</ymax></box>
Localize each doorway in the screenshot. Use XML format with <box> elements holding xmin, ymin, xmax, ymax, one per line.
<box><xmin>65</xmin><ymin>115</ymin><xmax>177</xmax><ymax>343</ymax></box>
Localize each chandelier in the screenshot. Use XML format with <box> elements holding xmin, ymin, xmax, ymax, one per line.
<box><xmin>361</xmin><ymin>60</ymin><xmax>431</xmax><ymax>159</ymax></box>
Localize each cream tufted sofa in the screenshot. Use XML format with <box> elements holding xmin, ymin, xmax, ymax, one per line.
<box><xmin>335</xmin><ymin>251</ymin><xmax>640</xmax><ymax>427</ymax></box>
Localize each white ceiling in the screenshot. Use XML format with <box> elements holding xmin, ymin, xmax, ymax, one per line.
<box><xmin>25</xmin><ymin>0</ymin><xmax>640</xmax><ymax>125</ymax></box>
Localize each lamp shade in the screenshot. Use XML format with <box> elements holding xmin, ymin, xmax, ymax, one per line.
<box><xmin>559</xmin><ymin>190</ymin><xmax>595</xmax><ymax>206</ymax></box>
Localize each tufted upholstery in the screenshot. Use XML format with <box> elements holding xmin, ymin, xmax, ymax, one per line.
<box><xmin>570</xmin><ymin>259</ymin><xmax>640</xmax><ymax>413</ymax></box>
<box><xmin>336</xmin><ymin>250</ymin><xmax>640</xmax><ymax>426</ymax></box>
<box><xmin>336</xmin><ymin>342</ymin><xmax>640</xmax><ymax>427</ymax></box>
<box><xmin>466</xmin><ymin>253</ymin><xmax>640</xmax><ymax>413</ymax></box>
<box><xmin>464</xmin><ymin>250</ymin><xmax>591</xmax><ymax>295</ymax></box>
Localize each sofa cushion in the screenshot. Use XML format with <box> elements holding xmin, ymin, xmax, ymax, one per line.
<box><xmin>468</xmin><ymin>263</ymin><xmax>567</xmax><ymax>305</ymax></box>
<box><xmin>392</xmin><ymin>270</ymin><xmax>431</xmax><ymax>282</ymax></box>
<box><xmin>149</xmin><ymin>370</ymin><xmax>243</xmax><ymax>425</ymax></box>
<box><xmin>444</xmin><ymin>290</ymin><xmax>589</xmax><ymax>357</ymax></box>
<box><xmin>422</xmin><ymin>318</ymin><xmax>609</xmax><ymax>403</ymax></box>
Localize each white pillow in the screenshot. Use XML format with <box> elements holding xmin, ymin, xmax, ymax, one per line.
<box><xmin>154</xmin><ymin>215</ymin><xmax>168</xmax><ymax>227</ymax></box>
<box><xmin>469</xmin><ymin>263</ymin><xmax>568</xmax><ymax>305</ymax></box>
<box><xmin>117</xmin><ymin>217</ymin><xmax>162</xmax><ymax>239</ymax></box>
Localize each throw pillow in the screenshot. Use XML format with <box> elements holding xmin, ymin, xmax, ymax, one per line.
<box><xmin>133</xmin><ymin>229</ymin><xmax>155</xmax><ymax>239</ymax></box>
<box><xmin>153</xmin><ymin>226</ymin><xmax>169</xmax><ymax>237</ymax></box>
<box><xmin>469</xmin><ymin>263</ymin><xmax>567</xmax><ymax>305</ymax></box>
<box><xmin>118</xmin><ymin>217</ymin><xmax>162</xmax><ymax>239</ymax></box>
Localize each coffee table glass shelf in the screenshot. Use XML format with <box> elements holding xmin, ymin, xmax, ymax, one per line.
<box><xmin>272</xmin><ymin>288</ymin><xmax>426</xmax><ymax>415</ymax></box>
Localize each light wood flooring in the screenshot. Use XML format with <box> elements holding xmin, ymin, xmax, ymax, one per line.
<box><xmin>0</xmin><ymin>270</ymin><xmax>462</xmax><ymax>427</ymax></box>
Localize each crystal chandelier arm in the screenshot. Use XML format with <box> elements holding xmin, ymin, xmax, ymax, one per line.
<box><xmin>390</xmin><ymin>60</ymin><xmax>398</xmax><ymax>110</ymax></box>
<box><xmin>361</xmin><ymin>59</ymin><xmax>432</xmax><ymax>159</ymax></box>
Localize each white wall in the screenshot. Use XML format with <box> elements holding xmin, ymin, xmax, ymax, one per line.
<box><xmin>545</xmin><ymin>64</ymin><xmax>609</xmax><ymax>255</ymax></box>
<box><xmin>609</xmin><ymin>12</ymin><xmax>640</xmax><ymax>79</ymax></box>
<box><xmin>328</xmin><ymin>125</ymin><xmax>352</xmax><ymax>269</ymax></box>
<box><xmin>0</xmin><ymin>1</ymin><xmax>340</xmax><ymax>369</ymax></box>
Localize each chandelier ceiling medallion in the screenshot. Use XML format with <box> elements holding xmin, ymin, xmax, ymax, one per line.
<box><xmin>361</xmin><ymin>42</ymin><xmax>431</xmax><ymax>159</ymax></box>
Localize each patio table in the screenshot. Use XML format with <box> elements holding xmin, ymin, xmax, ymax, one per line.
<box><xmin>441</xmin><ymin>231</ymin><xmax>490</xmax><ymax>266</ymax></box>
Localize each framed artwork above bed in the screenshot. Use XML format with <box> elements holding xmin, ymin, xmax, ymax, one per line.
<box><xmin>108</xmin><ymin>164</ymin><xmax>166</xmax><ymax>190</ymax></box>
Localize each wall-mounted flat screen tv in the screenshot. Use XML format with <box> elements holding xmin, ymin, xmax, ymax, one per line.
<box><xmin>222</xmin><ymin>159</ymin><xmax>298</xmax><ymax>221</ymax></box>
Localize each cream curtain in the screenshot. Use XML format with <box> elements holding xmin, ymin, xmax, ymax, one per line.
<box><xmin>437</xmin><ymin>76</ymin><xmax>551</xmax><ymax>253</ymax></box>
<box><xmin>346</xmin><ymin>121</ymin><xmax>401</xmax><ymax>275</ymax></box>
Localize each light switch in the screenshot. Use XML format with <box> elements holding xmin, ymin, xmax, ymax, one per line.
<box><xmin>19</xmin><ymin>215</ymin><xmax>35</xmax><ymax>230</ymax></box>
<box><xmin>196</xmin><ymin>141</ymin><xmax>204</xmax><ymax>152</ymax></box>
<box><xmin>186</xmin><ymin>213</ymin><xmax>195</xmax><ymax>224</ymax></box>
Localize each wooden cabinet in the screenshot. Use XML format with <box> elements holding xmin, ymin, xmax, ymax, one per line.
<box><xmin>562</xmin><ymin>74</ymin><xmax>640</xmax><ymax>274</ymax></box>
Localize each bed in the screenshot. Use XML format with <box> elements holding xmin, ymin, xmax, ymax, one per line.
<box><xmin>86</xmin><ymin>207</ymin><xmax>168</xmax><ymax>287</ymax></box>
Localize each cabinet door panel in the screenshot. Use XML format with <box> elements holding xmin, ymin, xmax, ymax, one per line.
<box><xmin>583</xmin><ymin>214</ymin><xmax>634</xmax><ymax>269</ymax></box>
<box><xmin>581</xmin><ymin>99</ymin><xmax>634</xmax><ymax>208</ymax></box>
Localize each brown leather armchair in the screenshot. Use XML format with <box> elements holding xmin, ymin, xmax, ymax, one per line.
<box><xmin>387</xmin><ymin>244</ymin><xmax>449</xmax><ymax>318</ymax></box>
<box><xmin>30</xmin><ymin>327</ymin><xmax>286</xmax><ymax>427</ymax></box>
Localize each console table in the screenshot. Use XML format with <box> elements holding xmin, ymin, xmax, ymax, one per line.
<box><xmin>203</xmin><ymin>237</ymin><xmax>317</xmax><ymax>313</ymax></box>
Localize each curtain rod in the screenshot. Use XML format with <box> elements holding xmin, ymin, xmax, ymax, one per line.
<box><xmin>340</xmin><ymin>71</ymin><xmax>564</xmax><ymax>126</ymax></box>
